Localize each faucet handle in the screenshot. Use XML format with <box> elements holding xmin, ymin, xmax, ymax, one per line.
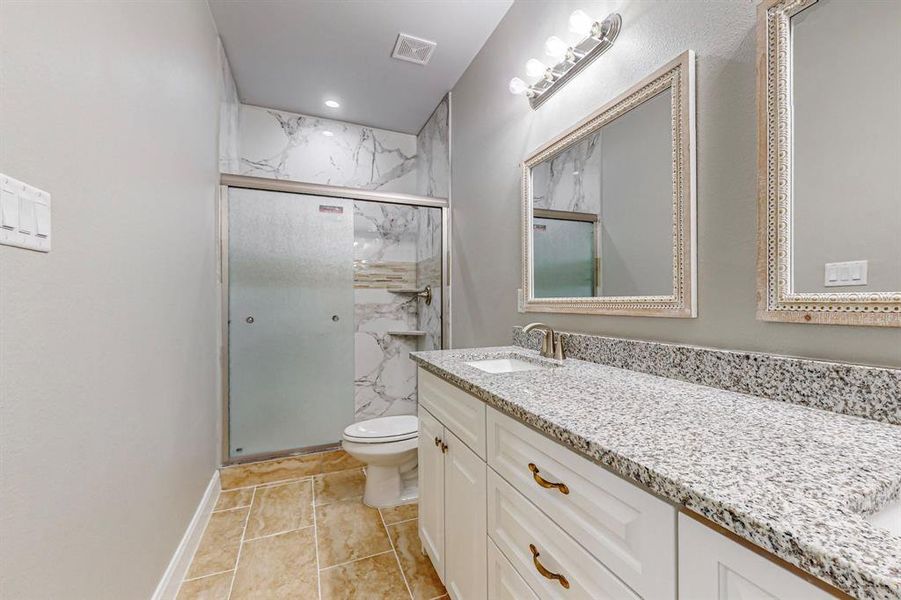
<box><xmin>553</xmin><ymin>333</ymin><xmax>565</xmax><ymax>360</ymax></box>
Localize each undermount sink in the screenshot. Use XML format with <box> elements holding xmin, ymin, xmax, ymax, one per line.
<box><xmin>866</xmin><ymin>498</ymin><xmax>901</xmax><ymax>537</ymax></box>
<box><xmin>464</xmin><ymin>357</ymin><xmax>556</xmax><ymax>374</ymax></box>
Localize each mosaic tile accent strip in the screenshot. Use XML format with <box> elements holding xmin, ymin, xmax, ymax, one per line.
<box><xmin>410</xmin><ymin>346</ymin><xmax>901</xmax><ymax>600</ymax></box>
<box><xmin>513</xmin><ymin>327</ymin><xmax>901</xmax><ymax>425</ymax></box>
<box><xmin>353</xmin><ymin>260</ymin><xmax>416</xmax><ymax>290</ymax></box>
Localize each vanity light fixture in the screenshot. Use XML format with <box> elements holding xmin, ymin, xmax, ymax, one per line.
<box><xmin>509</xmin><ymin>10</ymin><xmax>622</xmax><ymax>109</ymax></box>
<box><xmin>324</xmin><ymin>99</ymin><xmax>340</xmax><ymax>108</ymax></box>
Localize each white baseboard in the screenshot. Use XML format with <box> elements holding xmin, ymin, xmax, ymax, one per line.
<box><xmin>152</xmin><ymin>470</ymin><xmax>221</xmax><ymax>600</ymax></box>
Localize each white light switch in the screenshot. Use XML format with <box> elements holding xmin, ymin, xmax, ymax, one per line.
<box><xmin>18</xmin><ymin>195</ymin><xmax>35</xmax><ymax>234</ymax></box>
<box><xmin>0</xmin><ymin>183</ymin><xmax>18</xmax><ymax>230</ymax></box>
<box><xmin>35</xmin><ymin>203</ymin><xmax>51</xmax><ymax>238</ymax></box>
<box><xmin>0</xmin><ymin>174</ymin><xmax>51</xmax><ymax>252</ymax></box>
<box><xmin>824</xmin><ymin>260</ymin><xmax>868</xmax><ymax>287</ymax></box>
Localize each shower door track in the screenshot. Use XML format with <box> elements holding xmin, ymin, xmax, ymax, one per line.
<box><xmin>218</xmin><ymin>174</ymin><xmax>452</xmax><ymax>466</ymax></box>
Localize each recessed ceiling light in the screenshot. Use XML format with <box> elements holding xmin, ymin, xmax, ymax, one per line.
<box><xmin>322</xmin><ymin>130</ymin><xmax>334</xmax><ymax>137</ymax></box>
<box><xmin>324</xmin><ymin>99</ymin><xmax>340</xmax><ymax>108</ymax></box>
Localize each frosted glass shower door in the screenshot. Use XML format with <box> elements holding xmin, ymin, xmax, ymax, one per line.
<box><xmin>533</xmin><ymin>217</ymin><xmax>596</xmax><ymax>298</ymax></box>
<box><xmin>228</xmin><ymin>189</ymin><xmax>354</xmax><ymax>458</ymax></box>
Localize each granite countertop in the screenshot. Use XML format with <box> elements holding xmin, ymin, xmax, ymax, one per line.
<box><xmin>410</xmin><ymin>346</ymin><xmax>901</xmax><ymax>600</ymax></box>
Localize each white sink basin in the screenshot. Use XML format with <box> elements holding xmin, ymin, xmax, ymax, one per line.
<box><xmin>464</xmin><ymin>357</ymin><xmax>554</xmax><ymax>374</ymax></box>
<box><xmin>866</xmin><ymin>499</ymin><xmax>901</xmax><ymax>537</ymax></box>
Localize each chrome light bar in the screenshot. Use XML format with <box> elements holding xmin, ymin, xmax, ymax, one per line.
<box><xmin>524</xmin><ymin>13</ymin><xmax>622</xmax><ymax>110</ymax></box>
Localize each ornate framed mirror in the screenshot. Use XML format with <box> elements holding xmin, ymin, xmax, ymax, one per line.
<box><xmin>521</xmin><ymin>51</ymin><xmax>697</xmax><ymax>317</ymax></box>
<box><xmin>757</xmin><ymin>0</ymin><xmax>901</xmax><ymax>327</ymax></box>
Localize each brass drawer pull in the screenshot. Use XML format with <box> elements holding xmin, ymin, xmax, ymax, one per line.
<box><xmin>529</xmin><ymin>544</ymin><xmax>570</xmax><ymax>589</ymax></box>
<box><xmin>528</xmin><ymin>463</ymin><xmax>569</xmax><ymax>494</ymax></box>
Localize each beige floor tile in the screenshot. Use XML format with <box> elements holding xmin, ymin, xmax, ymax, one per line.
<box><xmin>230</xmin><ymin>528</ymin><xmax>318</xmax><ymax>599</ymax></box>
<box><xmin>176</xmin><ymin>571</ymin><xmax>233</xmax><ymax>600</ymax></box>
<box><xmin>316</xmin><ymin>498</ymin><xmax>392</xmax><ymax>567</ymax></box>
<box><xmin>315</xmin><ymin>469</ymin><xmax>365</xmax><ymax>505</ymax></box>
<box><xmin>214</xmin><ymin>488</ymin><xmax>254</xmax><ymax>511</ymax></box>
<box><xmin>320</xmin><ymin>551</ymin><xmax>410</xmax><ymax>600</ymax></box>
<box><xmin>319</xmin><ymin>449</ymin><xmax>364</xmax><ymax>474</ymax></box>
<box><xmin>379</xmin><ymin>502</ymin><xmax>418</xmax><ymax>525</ymax></box>
<box><xmin>389</xmin><ymin>520</ymin><xmax>445</xmax><ymax>600</ymax></box>
<box><xmin>219</xmin><ymin>449</ymin><xmax>363</xmax><ymax>489</ymax></box>
<box><xmin>245</xmin><ymin>479</ymin><xmax>313</xmax><ymax>540</ymax></box>
<box><xmin>220</xmin><ymin>454</ymin><xmax>321</xmax><ymax>489</ymax></box>
<box><xmin>187</xmin><ymin>507</ymin><xmax>249</xmax><ymax>579</ymax></box>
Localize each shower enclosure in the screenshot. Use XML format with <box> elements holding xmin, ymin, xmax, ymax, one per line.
<box><xmin>220</xmin><ymin>176</ymin><xmax>448</xmax><ymax>462</ymax></box>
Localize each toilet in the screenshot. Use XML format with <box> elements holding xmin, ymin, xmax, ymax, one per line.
<box><xmin>341</xmin><ymin>415</ymin><xmax>418</xmax><ymax>508</ymax></box>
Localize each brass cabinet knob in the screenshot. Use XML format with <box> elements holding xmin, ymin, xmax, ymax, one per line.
<box><xmin>434</xmin><ymin>436</ymin><xmax>441</xmax><ymax>447</ymax></box>
<box><xmin>440</xmin><ymin>442</ymin><xmax>448</xmax><ymax>454</ymax></box>
<box><xmin>529</xmin><ymin>543</ymin><xmax>570</xmax><ymax>589</ymax></box>
<box><xmin>528</xmin><ymin>463</ymin><xmax>570</xmax><ymax>495</ymax></box>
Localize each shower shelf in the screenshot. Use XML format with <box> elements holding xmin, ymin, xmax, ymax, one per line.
<box><xmin>387</xmin><ymin>330</ymin><xmax>427</xmax><ymax>337</ymax></box>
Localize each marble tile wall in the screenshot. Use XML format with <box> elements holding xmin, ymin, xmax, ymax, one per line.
<box><xmin>513</xmin><ymin>326</ymin><xmax>901</xmax><ymax>425</ymax></box>
<box><xmin>353</xmin><ymin>202</ymin><xmax>420</xmax><ymax>421</ymax></box>
<box><xmin>416</xmin><ymin>95</ymin><xmax>450</xmax><ymax>199</ymax></box>
<box><xmin>416</xmin><ymin>208</ymin><xmax>442</xmax><ymax>353</ymax></box>
<box><xmin>233</xmin><ymin>105</ymin><xmax>418</xmax><ymax>193</ymax></box>
<box><xmin>353</xmin><ymin>202</ymin><xmax>443</xmax><ymax>420</ymax></box>
<box><xmin>218</xmin><ymin>39</ymin><xmax>240</xmax><ymax>174</ymax></box>
<box><xmin>531</xmin><ymin>131</ymin><xmax>602</xmax><ymax>215</ymax></box>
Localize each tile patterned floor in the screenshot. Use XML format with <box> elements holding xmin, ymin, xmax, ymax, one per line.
<box><xmin>177</xmin><ymin>450</ymin><xmax>446</xmax><ymax>600</ymax></box>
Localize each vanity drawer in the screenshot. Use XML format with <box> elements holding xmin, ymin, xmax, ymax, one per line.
<box><xmin>488</xmin><ymin>537</ymin><xmax>539</xmax><ymax>600</ymax></box>
<box><xmin>487</xmin><ymin>407</ymin><xmax>676</xmax><ymax>600</ymax></box>
<box><xmin>487</xmin><ymin>470</ymin><xmax>640</xmax><ymax>600</ymax></box>
<box><xmin>418</xmin><ymin>368</ymin><xmax>486</xmax><ymax>459</ymax></box>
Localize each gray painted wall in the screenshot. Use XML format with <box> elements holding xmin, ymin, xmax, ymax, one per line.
<box><xmin>451</xmin><ymin>0</ymin><xmax>900</xmax><ymax>368</ymax></box>
<box><xmin>792</xmin><ymin>0</ymin><xmax>901</xmax><ymax>293</ymax></box>
<box><xmin>0</xmin><ymin>2</ymin><xmax>221</xmax><ymax>597</ymax></box>
<box><xmin>600</xmin><ymin>90</ymin><xmax>673</xmax><ymax>296</ymax></box>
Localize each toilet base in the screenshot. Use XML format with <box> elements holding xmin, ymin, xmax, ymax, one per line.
<box><xmin>362</xmin><ymin>463</ymin><xmax>418</xmax><ymax>508</ymax></box>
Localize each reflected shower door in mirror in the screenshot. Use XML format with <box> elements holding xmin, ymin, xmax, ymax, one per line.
<box><xmin>522</xmin><ymin>51</ymin><xmax>696</xmax><ymax>317</ymax></box>
<box><xmin>757</xmin><ymin>0</ymin><xmax>901</xmax><ymax>326</ymax></box>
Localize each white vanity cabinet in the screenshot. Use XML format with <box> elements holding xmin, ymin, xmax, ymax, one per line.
<box><xmin>418</xmin><ymin>369</ymin><xmax>487</xmax><ymax>600</ymax></box>
<box><xmin>417</xmin><ymin>367</ymin><xmax>841</xmax><ymax>600</ymax></box>
<box><xmin>679</xmin><ymin>514</ymin><xmax>834</xmax><ymax>600</ymax></box>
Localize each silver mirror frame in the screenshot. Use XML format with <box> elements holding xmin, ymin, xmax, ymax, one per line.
<box><xmin>756</xmin><ymin>0</ymin><xmax>901</xmax><ymax>327</ymax></box>
<box><xmin>521</xmin><ymin>51</ymin><xmax>697</xmax><ymax>317</ymax></box>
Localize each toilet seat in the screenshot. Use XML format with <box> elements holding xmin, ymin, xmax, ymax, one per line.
<box><xmin>343</xmin><ymin>415</ymin><xmax>418</xmax><ymax>444</ymax></box>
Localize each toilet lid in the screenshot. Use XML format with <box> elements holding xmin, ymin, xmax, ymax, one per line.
<box><xmin>343</xmin><ymin>415</ymin><xmax>418</xmax><ymax>444</ymax></box>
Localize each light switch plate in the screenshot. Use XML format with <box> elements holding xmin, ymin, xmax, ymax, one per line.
<box><xmin>824</xmin><ymin>260</ymin><xmax>867</xmax><ymax>287</ymax></box>
<box><xmin>0</xmin><ymin>174</ymin><xmax>51</xmax><ymax>252</ymax></box>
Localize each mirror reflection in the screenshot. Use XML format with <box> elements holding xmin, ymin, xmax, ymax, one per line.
<box><xmin>790</xmin><ymin>0</ymin><xmax>901</xmax><ymax>294</ymax></box>
<box><xmin>530</xmin><ymin>89</ymin><xmax>674</xmax><ymax>298</ymax></box>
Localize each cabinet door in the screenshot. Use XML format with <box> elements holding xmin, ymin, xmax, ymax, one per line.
<box><xmin>678</xmin><ymin>514</ymin><xmax>833</xmax><ymax>599</ymax></box>
<box><xmin>418</xmin><ymin>368</ymin><xmax>487</xmax><ymax>459</ymax></box>
<box><xmin>444</xmin><ymin>429</ymin><xmax>487</xmax><ymax>600</ymax></box>
<box><xmin>418</xmin><ymin>406</ymin><xmax>446</xmax><ymax>582</ymax></box>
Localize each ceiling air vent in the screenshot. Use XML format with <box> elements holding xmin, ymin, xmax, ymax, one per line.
<box><xmin>391</xmin><ymin>33</ymin><xmax>437</xmax><ymax>65</ymax></box>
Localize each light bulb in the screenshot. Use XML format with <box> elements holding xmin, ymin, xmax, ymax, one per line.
<box><xmin>525</xmin><ymin>58</ymin><xmax>546</xmax><ymax>78</ymax></box>
<box><xmin>569</xmin><ymin>9</ymin><xmax>595</xmax><ymax>37</ymax></box>
<box><xmin>544</xmin><ymin>36</ymin><xmax>568</xmax><ymax>60</ymax></box>
<box><xmin>322</xmin><ymin>130</ymin><xmax>334</xmax><ymax>137</ymax></box>
<box><xmin>324</xmin><ymin>99</ymin><xmax>340</xmax><ymax>108</ymax></box>
<box><xmin>509</xmin><ymin>77</ymin><xmax>528</xmax><ymax>95</ymax></box>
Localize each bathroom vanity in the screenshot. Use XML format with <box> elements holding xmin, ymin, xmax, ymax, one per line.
<box><xmin>411</xmin><ymin>347</ymin><xmax>901</xmax><ymax>600</ymax></box>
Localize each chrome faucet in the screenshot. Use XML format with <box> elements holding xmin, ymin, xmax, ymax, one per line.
<box><xmin>522</xmin><ymin>323</ymin><xmax>564</xmax><ymax>360</ymax></box>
